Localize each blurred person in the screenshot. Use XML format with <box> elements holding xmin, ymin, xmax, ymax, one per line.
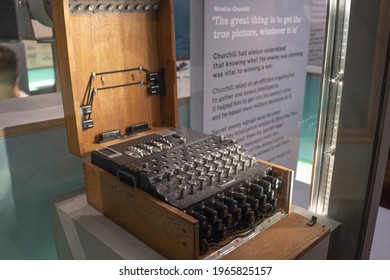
<box><xmin>0</xmin><ymin>45</ymin><xmax>28</xmax><ymax>99</ymax></box>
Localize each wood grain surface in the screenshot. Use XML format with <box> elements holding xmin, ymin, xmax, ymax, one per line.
<box><xmin>223</xmin><ymin>212</ymin><xmax>330</xmax><ymax>260</ymax></box>
<box><xmin>52</xmin><ymin>0</ymin><xmax>177</xmax><ymax>157</ymax></box>
<box><xmin>84</xmin><ymin>161</ymin><xmax>199</xmax><ymax>259</ymax></box>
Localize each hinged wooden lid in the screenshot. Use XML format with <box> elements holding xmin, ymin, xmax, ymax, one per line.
<box><xmin>52</xmin><ymin>0</ymin><xmax>177</xmax><ymax>158</ymax></box>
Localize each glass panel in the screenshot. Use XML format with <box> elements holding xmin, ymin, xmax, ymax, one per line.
<box><xmin>309</xmin><ymin>0</ymin><xmax>390</xmax><ymax>259</ymax></box>
<box><xmin>7</xmin><ymin>0</ymin><xmax>388</xmax><ymax>260</ymax></box>
<box><xmin>190</xmin><ymin>0</ymin><xmax>319</xmax><ymax>184</ymax></box>
<box><xmin>296</xmin><ymin>73</ymin><xmax>321</xmax><ymax>185</ymax></box>
<box><xmin>294</xmin><ymin>0</ymin><xmax>327</xmax><ymax>208</ymax></box>
<box><xmin>25</xmin><ymin>41</ymin><xmax>56</xmax><ymax>94</ymax></box>
<box><xmin>176</xmin><ymin>0</ymin><xmax>329</xmax><ymax>208</ymax></box>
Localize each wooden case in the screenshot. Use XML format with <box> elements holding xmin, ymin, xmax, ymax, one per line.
<box><xmin>53</xmin><ymin>0</ymin><xmax>297</xmax><ymax>259</ymax></box>
<box><xmin>84</xmin><ymin>159</ymin><xmax>294</xmax><ymax>259</ymax></box>
<box><xmin>52</xmin><ymin>0</ymin><xmax>178</xmax><ymax>158</ymax></box>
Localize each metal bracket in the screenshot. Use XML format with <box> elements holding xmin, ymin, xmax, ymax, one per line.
<box><xmin>331</xmin><ymin>71</ymin><xmax>344</xmax><ymax>83</ymax></box>
<box><xmin>307</xmin><ymin>215</ymin><xmax>318</xmax><ymax>226</ymax></box>
<box><xmin>80</xmin><ymin>105</ymin><xmax>92</xmax><ymax>115</ymax></box>
<box><xmin>82</xmin><ymin>119</ymin><xmax>94</xmax><ymax>130</ymax></box>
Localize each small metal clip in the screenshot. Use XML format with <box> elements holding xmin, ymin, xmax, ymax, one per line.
<box><xmin>331</xmin><ymin>71</ymin><xmax>344</xmax><ymax>83</ymax></box>
<box><xmin>307</xmin><ymin>215</ymin><xmax>317</xmax><ymax>226</ymax></box>
<box><xmin>324</xmin><ymin>145</ymin><xmax>336</xmax><ymax>156</ymax></box>
<box><xmin>82</xmin><ymin>119</ymin><xmax>94</xmax><ymax>130</ymax></box>
<box><xmin>80</xmin><ymin>105</ymin><xmax>92</xmax><ymax>115</ymax></box>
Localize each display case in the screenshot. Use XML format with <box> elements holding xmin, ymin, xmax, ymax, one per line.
<box><xmin>52</xmin><ymin>0</ymin><xmax>297</xmax><ymax>259</ymax></box>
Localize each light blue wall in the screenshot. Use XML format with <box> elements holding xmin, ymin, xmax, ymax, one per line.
<box><xmin>298</xmin><ymin>75</ymin><xmax>321</xmax><ymax>163</ymax></box>
<box><xmin>174</xmin><ymin>0</ymin><xmax>190</xmax><ymax>59</ymax></box>
<box><xmin>0</xmin><ymin>138</ymin><xmax>16</xmax><ymax>258</ymax></box>
<box><xmin>178</xmin><ymin>100</ymin><xmax>190</xmax><ymax>128</ymax></box>
<box><xmin>0</xmin><ymin>128</ymin><xmax>84</xmax><ymax>259</ymax></box>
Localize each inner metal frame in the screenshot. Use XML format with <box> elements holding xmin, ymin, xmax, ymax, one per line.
<box><xmin>309</xmin><ymin>0</ymin><xmax>351</xmax><ymax>216</ymax></box>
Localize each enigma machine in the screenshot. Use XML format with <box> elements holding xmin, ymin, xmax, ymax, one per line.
<box><xmin>52</xmin><ymin>0</ymin><xmax>293</xmax><ymax>259</ymax></box>
<box><xmin>91</xmin><ymin>127</ymin><xmax>286</xmax><ymax>256</ymax></box>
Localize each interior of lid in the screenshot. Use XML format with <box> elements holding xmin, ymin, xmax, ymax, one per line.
<box><xmin>53</xmin><ymin>0</ymin><xmax>177</xmax><ymax>158</ymax></box>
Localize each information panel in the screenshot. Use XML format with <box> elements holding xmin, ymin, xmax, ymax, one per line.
<box><xmin>308</xmin><ymin>0</ymin><xmax>327</xmax><ymax>71</ymax></box>
<box><xmin>201</xmin><ymin>0</ymin><xmax>311</xmax><ymax>169</ymax></box>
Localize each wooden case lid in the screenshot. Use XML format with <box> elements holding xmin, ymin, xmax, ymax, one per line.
<box><xmin>52</xmin><ymin>0</ymin><xmax>178</xmax><ymax>158</ymax></box>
